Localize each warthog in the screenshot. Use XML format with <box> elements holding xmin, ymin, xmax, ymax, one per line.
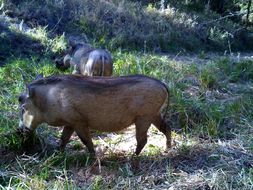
<box><xmin>55</xmin><ymin>43</ymin><xmax>113</xmax><ymax>76</ymax></box>
<box><xmin>18</xmin><ymin>74</ymin><xmax>171</xmax><ymax>155</ymax></box>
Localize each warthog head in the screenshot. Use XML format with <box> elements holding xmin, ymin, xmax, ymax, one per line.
<box><xmin>54</xmin><ymin>54</ymin><xmax>72</xmax><ymax>70</ymax></box>
<box><xmin>18</xmin><ymin>92</ymin><xmax>40</xmax><ymax>132</ymax></box>
<box><xmin>18</xmin><ymin>75</ymin><xmax>44</xmax><ymax>131</ymax></box>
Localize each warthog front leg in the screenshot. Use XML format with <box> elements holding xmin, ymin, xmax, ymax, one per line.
<box><xmin>60</xmin><ymin>126</ymin><xmax>74</xmax><ymax>150</ymax></box>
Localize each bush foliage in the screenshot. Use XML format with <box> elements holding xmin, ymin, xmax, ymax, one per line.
<box><xmin>1</xmin><ymin>0</ymin><xmax>253</xmax><ymax>53</ymax></box>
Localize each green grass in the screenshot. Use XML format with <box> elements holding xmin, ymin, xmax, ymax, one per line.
<box><xmin>0</xmin><ymin>52</ymin><xmax>252</xmax><ymax>189</ymax></box>
<box><xmin>217</xmin><ymin>58</ymin><xmax>253</xmax><ymax>82</ymax></box>
<box><xmin>2</xmin><ymin>0</ymin><xmax>253</xmax><ymax>53</ymax></box>
<box><xmin>0</xmin><ymin>57</ymin><xmax>66</xmax><ymax>150</ymax></box>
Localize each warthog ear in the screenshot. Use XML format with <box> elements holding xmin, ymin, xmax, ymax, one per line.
<box><xmin>28</xmin><ymin>86</ymin><xmax>35</xmax><ymax>98</ymax></box>
<box><xmin>35</xmin><ymin>74</ymin><xmax>44</xmax><ymax>80</ymax></box>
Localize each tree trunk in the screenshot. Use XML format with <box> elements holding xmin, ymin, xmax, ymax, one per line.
<box><xmin>246</xmin><ymin>0</ymin><xmax>252</xmax><ymax>27</ymax></box>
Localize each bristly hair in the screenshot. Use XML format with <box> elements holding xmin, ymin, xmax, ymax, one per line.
<box><xmin>28</xmin><ymin>74</ymin><xmax>169</xmax><ymax>93</ymax></box>
<box><xmin>28</xmin><ymin>74</ymin><xmax>144</xmax><ymax>88</ymax></box>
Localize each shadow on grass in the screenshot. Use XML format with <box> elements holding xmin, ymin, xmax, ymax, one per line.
<box><xmin>0</xmin><ymin>22</ymin><xmax>50</xmax><ymax>66</ymax></box>
<box><xmin>0</xmin><ymin>135</ymin><xmax>215</xmax><ymax>173</ymax></box>
<box><xmin>1</xmin><ymin>127</ymin><xmax>252</xmax><ymax>188</ymax></box>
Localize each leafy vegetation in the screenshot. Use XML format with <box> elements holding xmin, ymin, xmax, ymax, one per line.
<box><xmin>0</xmin><ymin>0</ymin><xmax>253</xmax><ymax>189</ymax></box>
<box><xmin>1</xmin><ymin>0</ymin><xmax>253</xmax><ymax>54</ymax></box>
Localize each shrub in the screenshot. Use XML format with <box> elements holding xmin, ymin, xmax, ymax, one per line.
<box><xmin>3</xmin><ymin>0</ymin><xmax>252</xmax><ymax>52</ymax></box>
<box><xmin>217</xmin><ymin>58</ymin><xmax>253</xmax><ymax>82</ymax></box>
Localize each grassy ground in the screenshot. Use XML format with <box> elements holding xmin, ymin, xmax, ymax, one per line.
<box><xmin>0</xmin><ymin>52</ymin><xmax>252</xmax><ymax>189</ymax></box>
<box><xmin>0</xmin><ymin>0</ymin><xmax>253</xmax><ymax>189</ymax></box>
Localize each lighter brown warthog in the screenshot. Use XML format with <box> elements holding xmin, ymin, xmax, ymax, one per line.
<box><xmin>55</xmin><ymin>43</ymin><xmax>113</xmax><ymax>76</ymax></box>
<box><xmin>18</xmin><ymin>74</ymin><xmax>171</xmax><ymax>155</ymax></box>
<box><xmin>72</xmin><ymin>48</ymin><xmax>113</xmax><ymax>76</ymax></box>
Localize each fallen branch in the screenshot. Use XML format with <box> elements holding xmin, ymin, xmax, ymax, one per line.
<box><xmin>200</xmin><ymin>11</ymin><xmax>252</xmax><ymax>26</ymax></box>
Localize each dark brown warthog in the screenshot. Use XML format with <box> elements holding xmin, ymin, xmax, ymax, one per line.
<box><xmin>55</xmin><ymin>43</ymin><xmax>113</xmax><ymax>76</ymax></box>
<box><xmin>18</xmin><ymin>75</ymin><xmax>171</xmax><ymax>155</ymax></box>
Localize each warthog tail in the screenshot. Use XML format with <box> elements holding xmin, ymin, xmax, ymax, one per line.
<box><xmin>101</xmin><ymin>56</ymin><xmax>105</xmax><ymax>76</ymax></box>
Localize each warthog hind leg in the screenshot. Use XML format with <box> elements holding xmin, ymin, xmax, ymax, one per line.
<box><xmin>135</xmin><ymin>117</ymin><xmax>151</xmax><ymax>155</ymax></box>
<box><xmin>74</xmin><ymin>126</ymin><xmax>95</xmax><ymax>154</ymax></box>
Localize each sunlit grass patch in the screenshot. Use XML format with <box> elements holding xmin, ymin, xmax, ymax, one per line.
<box><xmin>113</xmin><ymin>51</ymin><xmax>185</xmax><ymax>81</ymax></box>
<box><xmin>217</xmin><ymin>58</ymin><xmax>253</xmax><ymax>82</ymax></box>
<box><xmin>112</xmin><ymin>52</ymin><xmax>253</xmax><ymax>141</ymax></box>
<box><xmin>199</xmin><ymin>63</ymin><xmax>220</xmax><ymax>89</ymax></box>
<box><xmin>0</xmin><ymin>59</ymin><xmax>55</xmax><ymax>113</ymax></box>
<box><xmin>25</xmin><ymin>26</ymin><xmax>67</xmax><ymax>54</ymax></box>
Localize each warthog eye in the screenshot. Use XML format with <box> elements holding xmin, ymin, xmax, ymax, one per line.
<box><xmin>18</xmin><ymin>96</ymin><xmax>23</xmax><ymax>103</ymax></box>
<box><xmin>18</xmin><ymin>94</ymin><xmax>27</xmax><ymax>104</ymax></box>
